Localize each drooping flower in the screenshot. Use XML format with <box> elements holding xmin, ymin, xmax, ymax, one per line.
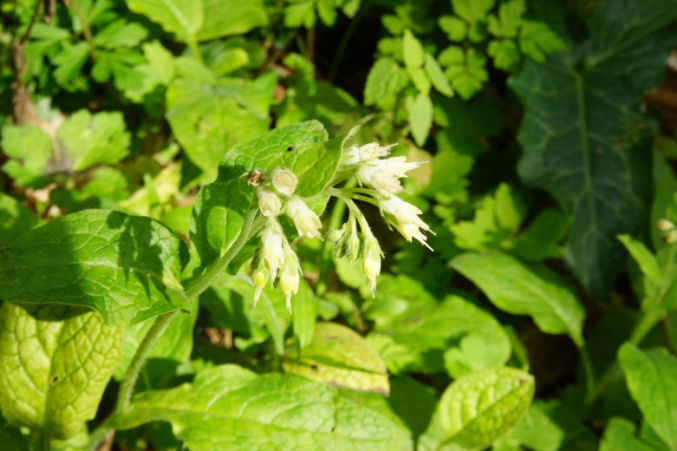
<box><xmin>271</xmin><ymin>167</ymin><xmax>298</xmax><ymax>197</ymax></box>
<box><xmin>257</xmin><ymin>188</ymin><xmax>282</xmax><ymax>217</ymax></box>
<box><xmin>356</xmin><ymin>156</ymin><xmax>423</xmax><ymax>193</ymax></box>
<box><xmin>286</xmin><ymin>196</ymin><xmax>322</xmax><ymax>239</ymax></box>
<box><xmin>362</xmin><ymin>237</ymin><xmax>382</xmax><ymax>293</ymax></box>
<box><xmin>380</xmin><ymin>194</ymin><xmax>433</xmax><ymax>250</ymax></box>
<box><xmin>260</xmin><ymin>219</ymin><xmax>285</xmax><ymax>282</ymax></box>
<box><xmin>279</xmin><ymin>249</ymin><xmax>300</xmax><ymax>312</ymax></box>
<box><xmin>343</xmin><ymin>142</ymin><xmax>397</xmax><ymax>165</ymax></box>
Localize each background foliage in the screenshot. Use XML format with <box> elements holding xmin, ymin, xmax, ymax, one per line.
<box><xmin>0</xmin><ymin>0</ymin><xmax>676</xmax><ymax>450</ymax></box>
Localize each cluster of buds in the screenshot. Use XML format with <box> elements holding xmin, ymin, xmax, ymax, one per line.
<box><xmin>248</xmin><ymin>140</ymin><xmax>433</xmax><ymax>312</ymax></box>
<box><xmin>657</xmin><ymin>219</ymin><xmax>677</xmax><ymax>243</ymax></box>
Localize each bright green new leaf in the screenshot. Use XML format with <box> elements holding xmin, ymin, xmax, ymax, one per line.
<box><xmin>425</xmin><ymin>53</ymin><xmax>453</xmax><ymax>96</ymax></box>
<box><xmin>283</xmin><ymin>322</ymin><xmax>389</xmax><ymax>394</ymax></box>
<box><xmin>407</xmin><ymin>66</ymin><xmax>431</xmax><ymax>95</ymax></box>
<box><xmin>452</xmin><ymin>0</ymin><xmax>494</xmax><ymax>24</ymax></box>
<box><xmin>437</xmin><ymin>366</ymin><xmax>534</xmax><ymax>449</ymax></box>
<box><xmin>438</xmin><ymin>15</ymin><xmax>467</xmax><ymax>41</ymax></box>
<box><xmin>618</xmin><ymin>235</ymin><xmax>663</xmax><ymax>286</ymax></box>
<box><xmin>600</xmin><ymin>417</ymin><xmax>657</xmax><ymax>451</ymax></box>
<box><xmin>403</xmin><ymin>29</ymin><xmax>424</xmax><ymax>69</ymax></box>
<box><xmin>0</xmin><ymin>210</ymin><xmax>188</xmax><ymax>326</ymax></box>
<box><xmin>111</xmin><ymin>364</ymin><xmax>412</xmax><ymax>450</ymax></box>
<box><xmin>452</xmin><ymin>252</ymin><xmax>585</xmax><ymax>345</ymax></box>
<box><xmin>91</xmin><ymin>20</ymin><xmax>148</xmax><ymax>48</ymax></box>
<box><xmin>196</xmin><ymin>0</ymin><xmax>268</xmax><ymax>41</ymax></box>
<box><xmin>487</xmin><ymin>0</ymin><xmax>525</xmax><ymax>38</ymax></box>
<box><xmin>0</xmin><ymin>124</ymin><xmax>52</xmax><ymax>188</ymax></box>
<box><xmin>518</xmin><ymin>20</ymin><xmax>565</xmax><ymax>63</ymax></box>
<box><xmin>619</xmin><ymin>344</ymin><xmax>677</xmax><ymax>449</ymax></box>
<box><xmin>364</xmin><ymin>58</ymin><xmax>409</xmax><ymax>107</ymax></box>
<box><xmin>52</xmin><ymin>42</ymin><xmax>90</xmax><ymax>88</ymax></box>
<box><xmin>408</xmin><ymin>92</ymin><xmax>433</xmax><ymax>146</ymax></box>
<box><xmin>509</xmin><ymin>0</ymin><xmax>676</xmax><ymax>298</ymax></box>
<box><xmin>440</xmin><ymin>47</ymin><xmax>488</xmax><ymax>99</ymax></box>
<box><xmin>58</xmin><ymin>110</ymin><xmax>130</xmax><ymax>171</ymax></box>
<box><xmin>488</xmin><ymin>39</ymin><xmax>521</xmax><ymax>70</ymax></box>
<box><xmin>0</xmin><ymin>303</ymin><xmax>121</xmax><ymax>439</ymax></box>
<box><xmin>284</xmin><ymin>0</ymin><xmax>316</xmax><ymax>28</ymax></box>
<box><xmin>125</xmin><ymin>0</ymin><xmax>202</xmax><ymax>42</ymax></box>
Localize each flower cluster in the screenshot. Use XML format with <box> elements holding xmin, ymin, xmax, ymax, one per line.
<box><xmin>249</xmin><ymin>141</ymin><xmax>433</xmax><ymax>312</ymax></box>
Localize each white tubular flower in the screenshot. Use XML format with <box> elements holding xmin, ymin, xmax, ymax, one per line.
<box><xmin>344</xmin><ymin>142</ymin><xmax>396</xmax><ymax>165</ymax></box>
<box><xmin>363</xmin><ymin>238</ymin><xmax>382</xmax><ymax>294</ymax></box>
<box><xmin>286</xmin><ymin>196</ymin><xmax>322</xmax><ymax>239</ymax></box>
<box><xmin>280</xmin><ymin>251</ymin><xmax>300</xmax><ymax>312</ymax></box>
<box><xmin>258</xmin><ymin>189</ymin><xmax>282</xmax><ymax>217</ymax></box>
<box><xmin>356</xmin><ymin>157</ymin><xmax>423</xmax><ymax>193</ymax></box>
<box><xmin>271</xmin><ymin>168</ymin><xmax>298</xmax><ymax>196</ymax></box>
<box><xmin>260</xmin><ymin>220</ymin><xmax>285</xmax><ymax>282</ymax></box>
<box><xmin>380</xmin><ymin>195</ymin><xmax>433</xmax><ymax>250</ymax></box>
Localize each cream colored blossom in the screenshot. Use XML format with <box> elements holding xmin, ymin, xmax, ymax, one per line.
<box><xmin>356</xmin><ymin>156</ymin><xmax>423</xmax><ymax>193</ymax></box>
<box><xmin>344</xmin><ymin>142</ymin><xmax>396</xmax><ymax>165</ymax></box>
<box><xmin>380</xmin><ymin>195</ymin><xmax>433</xmax><ymax>250</ymax></box>
<box><xmin>257</xmin><ymin>189</ymin><xmax>282</xmax><ymax>217</ymax></box>
<box><xmin>271</xmin><ymin>168</ymin><xmax>298</xmax><ymax>196</ymax></box>
<box><xmin>363</xmin><ymin>238</ymin><xmax>382</xmax><ymax>294</ymax></box>
<box><xmin>286</xmin><ymin>196</ymin><xmax>322</xmax><ymax>239</ymax></box>
<box><xmin>280</xmin><ymin>251</ymin><xmax>300</xmax><ymax>312</ymax></box>
<box><xmin>260</xmin><ymin>220</ymin><xmax>285</xmax><ymax>282</ymax></box>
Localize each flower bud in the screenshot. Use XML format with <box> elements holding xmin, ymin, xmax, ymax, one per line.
<box><xmin>657</xmin><ymin>219</ymin><xmax>674</xmax><ymax>231</ymax></box>
<box><xmin>663</xmin><ymin>229</ymin><xmax>677</xmax><ymax>244</ymax></box>
<box><xmin>327</xmin><ymin>228</ymin><xmax>344</xmax><ymax>242</ymax></box>
<box><xmin>271</xmin><ymin>168</ymin><xmax>298</xmax><ymax>197</ymax></box>
<box><xmin>257</xmin><ymin>189</ymin><xmax>282</xmax><ymax>217</ymax></box>
<box><xmin>343</xmin><ymin>143</ymin><xmax>396</xmax><ymax>165</ymax></box>
<box><xmin>347</xmin><ymin>225</ymin><xmax>361</xmax><ymax>264</ymax></box>
<box><xmin>280</xmin><ymin>252</ymin><xmax>300</xmax><ymax>312</ymax></box>
<box><xmin>286</xmin><ymin>196</ymin><xmax>322</xmax><ymax>239</ymax></box>
<box><xmin>252</xmin><ymin>266</ymin><xmax>269</xmax><ymax>305</ymax></box>
<box><xmin>363</xmin><ymin>239</ymin><xmax>382</xmax><ymax>294</ymax></box>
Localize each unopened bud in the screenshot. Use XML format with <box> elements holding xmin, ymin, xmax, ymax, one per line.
<box><xmin>271</xmin><ymin>168</ymin><xmax>298</xmax><ymax>197</ymax></box>
<box><xmin>347</xmin><ymin>226</ymin><xmax>361</xmax><ymax>264</ymax></box>
<box><xmin>258</xmin><ymin>189</ymin><xmax>282</xmax><ymax>217</ymax></box>
<box><xmin>657</xmin><ymin>219</ymin><xmax>674</xmax><ymax>231</ymax></box>
<box><xmin>663</xmin><ymin>229</ymin><xmax>677</xmax><ymax>244</ymax></box>
<box><xmin>363</xmin><ymin>239</ymin><xmax>382</xmax><ymax>294</ymax></box>
<box><xmin>252</xmin><ymin>266</ymin><xmax>269</xmax><ymax>305</ymax></box>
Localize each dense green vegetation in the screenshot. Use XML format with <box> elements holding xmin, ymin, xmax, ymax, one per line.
<box><xmin>0</xmin><ymin>0</ymin><xmax>676</xmax><ymax>450</ymax></box>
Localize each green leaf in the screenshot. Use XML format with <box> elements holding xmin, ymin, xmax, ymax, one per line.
<box><xmin>509</xmin><ymin>0</ymin><xmax>677</xmax><ymax>298</ymax></box>
<box><xmin>58</xmin><ymin>109</ymin><xmax>130</xmax><ymax>171</ymax></box>
<box><xmin>488</xmin><ymin>39</ymin><xmax>521</xmax><ymax>70</ymax></box>
<box><xmin>0</xmin><ymin>303</ymin><xmax>121</xmax><ymax>439</ymax></box>
<box><xmin>487</xmin><ymin>0</ymin><xmax>525</xmax><ymax>38</ymax></box>
<box><xmin>619</xmin><ymin>344</ymin><xmax>677</xmax><ymax>449</ymax></box>
<box><xmin>196</xmin><ymin>0</ymin><xmax>268</xmax><ymax>41</ymax></box>
<box><xmin>406</xmin><ymin>66</ymin><xmax>431</xmax><ymax>95</ymax></box>
<box><xmin>190</xmin><ymin>179</ymin><xmax>253</xmax><ymax>268</ymax></box>
<box><xmin>440</xmin><ymin>47</ymin><xmax>488</xmax><ymax>99</ymax></box>
<box><xmin>364</xmin><ymin>58</ymin><xmax>409</xmax><ymax>107</ymax></box>
<box><xmin>0</xmin><ymin>193</ymin><xmax>42</xmax><ymax>245</ymax></box>
<box><xmin>408</xmin><ymin>92</ymin><xmax>433</xmax><ymax>147</ymax></box>
<box><xmin>284</xmin><ymin>0</ymin><xmax>316</xmax><ymax>28</ymax></box>
<box><xmin>0</xmin><ymin>124</ymin><xmax>52</xmax><ymax>188</ymax></box>
<box><xmin>501</xmin><ymin>402</ymin><xmax>565</xmax><ymax>451</ymax></box>
<box><xmin>0</xmin><ymin>210</ymin><xmax>188</xmax><ymax>326</ymax></box>
<box><xmin>276</xmin><ymin>134</ymin><xmax>342</xmax><ymax>197</ymax></box>
<box><xmin>283</xmin><ymin>322</ymin><xmax>389</xmax><ymax>394</ymax></box>
<box><xmin>511</xmin><ymin>209</ymin><xmax>569</xmax><ymax>261</ymax></box>
<box><xmin>92</xmin><ymin>19</ymin><xmax>148</xmax><ymax>48</ymax></box>
<box><xmin>52</xmin><ymin>42</ymin><xmax>90</xmax><ymax>88</ymax></box>
<box><xmin>518</xmin><ymin>20</ymin><xmax>565</xmax><ymax>63</ymax></box>
<box><xmin>600</xmin><ymin>417</ymin><xmax>657</xmax><ymax>451</ymax></box>
<box><xmin>437</xmin><ymin>366</ymin><xmax>534</xmax><ymax>449</ymax></box>
<box><xmin>452</xmin><ymin>0</ymin><xmax>494</xmax><ymax>24</ymax></box>
<box><xmin>452</xmin><ymin>252</ymin><xmax>585</xmax><ymax>345</ymax></box>
<box><xmin>403</xmin><ymin>29</ymin><xmax>424</xmax><ymax>69</ymax></box>
<box><xmin>366</xmin><ymin>275</ymin><xmax>510</xmax><ymax>375</ymax></box>
<box><xmin>290</xmin><ymin>278</ymin><xmax>317</xmax><ymax>349</ymax></box>
<box><xmin>125</xmin><ymin>0</ymin><xmax>202</xmax><ymax>42</ymax></box>
<box><xmin>618</xmin><ymin>235</ymin><xmax>663</xmax><ymax>286</ymax></box>
<box><xmin>438</xmin><ymin>15</ymin><xmax>467</xmax><ymax>41</ymax></box>
<box><xmin>111</xmin><ymin>364</ymin><xmax>412</xmax><ymax>450</ymax></box>
<box><xmin>166</xmin><ymin>79</ymin><xmax>272</xmax><ymax>181</ymax></box>
<box><xmin>425</xmin><ymin>53</ymin><xmax>453</xmax><ymax>96</ymax></box>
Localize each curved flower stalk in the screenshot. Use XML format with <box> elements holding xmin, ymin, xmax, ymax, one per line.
<box><xmin>248</xmin><ymin>140</ymin><xmax>433</xmax><ymax>311</ymax></box>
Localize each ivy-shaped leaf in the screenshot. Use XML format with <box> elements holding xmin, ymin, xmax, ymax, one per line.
<box><xmin>0</xmin><ymin>303</ymin><xmax>121</xmax><ymax>439</ymax></box>
<box><xmin>0</xmin><ymin>210</ymin><xmax>188</xmax><ymax>326</ymax></box>
<box><xmin>364</xmin><ymin>58</ymin><xmax>409</xmax><ymax>108</ymax></box>
<box><xmin>509</xmin><ymin>0</ymin><xmax>677</xmax><ymax>297</ymax></box>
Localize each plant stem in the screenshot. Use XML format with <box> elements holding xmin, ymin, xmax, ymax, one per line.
<box><xmin>578</xmin><ymin>344</ymin><xmax>595</xmax><ymax>403</ymax></box>
<box><xmin>187</xmin><ymin>38</ymin><xmax>204</xmax><ymax>65</ymax></box>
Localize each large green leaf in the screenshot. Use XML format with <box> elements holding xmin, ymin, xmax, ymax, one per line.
<box><xmin>0</xmin><ymin>303</ymin><xmax>121</xmax><ymax>439</ymax></box>
<box><xmin>196</xmin><ymin>0</ymin><xmax>268</xmax><ymax>41</ymax></box>
<box><xmin>0</xmin><ymin>193</ymin><xmax>42</xmax><ymax>245</ymax></box>
<box><xmin>0</xmin><ymin>210</ymin><xmax>188</xmax><ymax>326</ymax></box>
<box><xmin>599</xmin><ymin>418</ymin><xmax>657</xmax><ymax>451</ymax></box>
<box><xmin>452</xmin><ymin>252</ymin><xmax>585</xmax><ymax>345</ymax></box>
<box><xmin>283</xmin><ymin>322</ymin><xmax>389</xmax><ymax>395</ymax></box>
<box><xmin>111</xmin><ymin>364</ymin><xmax>412</xmax><ymax>450</ymax></box>
<box><xmin>125</xmin><ymin>0</ymin><xmax>202</xmax><ymax>41</ymax></box>
<box><xmin>619</xmin><ymin>344</ymin><xmax>677</xmax><ymax>449</ymax></box>
<box><xmin>508</xmin><ymin>0</ymin><xmax>677</xmax><ymax>298</ymax></box>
